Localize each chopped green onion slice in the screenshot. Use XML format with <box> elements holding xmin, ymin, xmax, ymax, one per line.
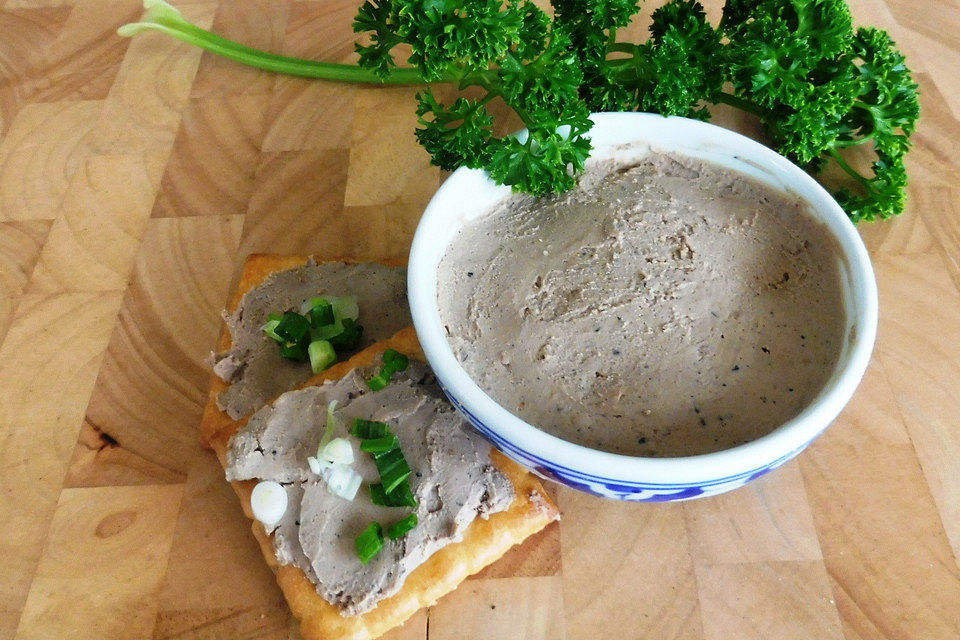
<box><xmin>368</xmin><ymin>483</ymin><xmax>389</xmax><ymax>506</ymax></box>
<box><xmin>262</xmin><ymin>319</ymin><xmax>283</xmax><ymax>342</ymax></box>
<box><xmin>308</xmin><ymin>339</ymin><xmax>337</xmax><ymax>374</ymax></box>
<box><xmin>387</xmin><ymin>514</ymin><xmax>418</xmax><ymax>540</ymax></box>
<box><xmin>351</xmin><ymin>418</ymin><xmax>391</xmax><ymax>440</ymax></box>
<box><xmin>366</xmin><ymin>376</ymin><xmax>389</xmax><ymax>392</ymax></box>
<box><xmin>300</xmin><ymin>296</ymin><xmax>325</xmax><ymax>314</ymax></box>
<box><xmin>326</xmin><ymin>464</ymin><xmax>362</xmax><ymax>501</ymax></box>
<box><xmin>329</xmin><ymin>318</ymin><xmax>363</xmax><ymax>350</ymax></box>
<box><xmin>309</xmin><ymin>300</ymin><xmax>335</xmax><ymax>328</ymax></box>
<box><xmin>390</xmin><ymin>480</ymin><xmax>417</xmax><ymax>507</ymax></box>
<box><xmin>383</xmin><ymin>348</ymin><xmax>409</xmax><ymax>371</ymax></box>
<box><xmin>318</xmin><ymin>400</ymin><xmax>338</xmax><ymax>451</ymax></box>
<box><xmin>367</xmin><ymin>348</ymin><xmax>410</xmax><ymax>390</ymax></box>
<box><xmin>279</xmin><ymin>341</ymin><xmax>308</xmax><ymax>361</ymax></box>
<box><xmin>267</xmin><ymin>313</ymin><xmax>282</xmax><ymax>322</ymax></box>
<box><xmin>360</xmin><ymin>435</ymin><xmax>400</xmax><ymax>454</ymax></box>
<box><xmin>314</xmin><ymin>322</ymin><xmax>345</xmax><ymax>341</ymax></box>
<box><xmin>330</xmin><ymin>296</ymin><xmax>359</xmax><ymax>321</ymax></box>
<box><xmin>320</xmin><ymin>437</ymin><xmax>354</xmax><ymax>465</ymax></box>
<box><xmin>369</xmin><ymin>481</ymin><xmax>417</xmax><ymax>508</ymax></box>
<box><xmin>275</xmin><ymin>311</ymin><xmax>311</xmax><ymax>342</ymax></box>
<box><xmin>355</xmin><ymin>522</ymin><xmax>384</xmax><ymax>564</ymax></box>
<box><xmin>375</xmin><ymin>448</ymin><xmax>411</xmax><ymax>494</ymax></box>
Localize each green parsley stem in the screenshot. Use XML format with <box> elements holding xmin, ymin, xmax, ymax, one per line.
<box><xmin>827</xmin><ymin>147</ymin><xmax>872</xmax><ymax>188</ymax></box>
<box><xmin>713</xmin><ymin>92</ymin><xmax>766</xmax><ymax>118</ymax></box>
<box><xmin>607</xmin><ymin>42</ymin><xmax>638</xmax><ymax>56</ymax></box>
<box><xmin>830</xmin><ymin>134</ymin><xmax>876</xmax><ymax>149</ymax></box>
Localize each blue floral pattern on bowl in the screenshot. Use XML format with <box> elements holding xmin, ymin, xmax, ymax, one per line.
<box><xmin>441</xmin><ymin>384</ymin><xmax>807</xmax><ymax>502</ymax></box>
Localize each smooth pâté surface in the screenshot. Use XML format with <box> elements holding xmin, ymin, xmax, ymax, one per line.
<box><xmin>0</xmin><ymin>0</ymin><xmax>959</xmax><ymax>639</ymax></box>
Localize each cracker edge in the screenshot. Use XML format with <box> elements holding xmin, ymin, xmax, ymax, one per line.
<box><xmin>200</xmin><ymin>254</ymin><xmax>408</xmax><ymax>447</ymax></box>
<box><xmin>208</xmin><ymin>330</ymin><xmax>560</xmax><ymax>640</ymax></box>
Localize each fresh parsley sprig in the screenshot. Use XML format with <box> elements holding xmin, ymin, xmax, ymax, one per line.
<box><xmin>119</xmin><ymin>0</ymin><xmax>919</xmax><ymax>221</ymax></box>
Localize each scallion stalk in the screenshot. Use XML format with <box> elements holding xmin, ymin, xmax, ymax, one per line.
<box><xmin>308</xmin><ymin>339</ymin><xmax>336</xmax><ymax>374</ymax></box>
<box><xmin>355</xmin><ymin>522</ymin><xmax>384</xmax><ymax>564</ymax></box>
<box><xmin>369</xmin><ymin>481</ymin><xmax>417</xmax><ymax>508</ymax></box>
<box><xmin>367</xmin><ymin>348</ymin><xmax>410</xmax><ymax>390</ymax></box>
<box><xmin>387</xmin><ymin>514</ymin><xmax>418</xmax><ymax>540</ymax></box>
<box><xmin>375</xmin><ymin>448</ymin><xmax>411</xmax><ymax>494</ymax></box>
<box><xmin>351</xmin><ymin>418</ymin><xmax>391</xmax><ymax>440</ymax></box>
<box><xmin>360</xmin><ymin>435</ymin><xmax>400</xmax><ymax>454</ymax></box>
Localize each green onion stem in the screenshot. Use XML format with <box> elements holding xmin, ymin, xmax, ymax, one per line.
<box><xmin>387</xmin><ymin>513</ymin><xmax>418</xmax><ymax>540</ymax></box>
<box><xmin>119</xmin><ymin>0</ymin><xmax>437</xmax><ymax>85</ymax></box>
<box><xmin>355</xmin><ymin>522</ymin><xmax>384</xmax><ymax>564</ymax></box>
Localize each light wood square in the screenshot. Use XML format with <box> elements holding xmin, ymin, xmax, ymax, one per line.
<box><xmin>559</xmin><ymin>487</ymin><xmax>704</xmax><ymax>640</ymax></box>
<box><xmin>801</xmin><ymin>391</ymin><xmax>960</xmax><ymax>639</ymax></box>
<box><xmin>874</xmin><ymin>250</ymin><xmax>960</xmax><ymax>559</ymax></box>
<box><xmin>151</xmin><ymin>94</ymin><xmax>270</xmax><ymax>218</ymax></box>
<box><xmin>239</xmin><ymin>149</ymin><xmax>349</xmax><ymax>258</ymax></box>
<box><xmin>283</xmin><ymin>0</ymin><xmax>360</xmax><ymax>64</ymax></box>
<box><xmin>0</xmin><ymin>7</ymin><xmax>71</xmax><ymax>80</ymax></box>
<box><xmin>262</xmin><ymin>82</ymin><xmax>356</xmax><ymax>153</ymax></box>
<box><xmin>14</xmin><ymin>485</ymin><xmax>184</xmax><ymax>640</ymax></box>
<box><xmin>696</xmin><ymin>561</ymin><xmax>844</xmax><ymax>640</ymax></box>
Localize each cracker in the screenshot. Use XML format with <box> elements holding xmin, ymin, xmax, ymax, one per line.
<box><xmin>200</xmin><ymin>254</ymin><xmax>407</xmax><ymax>446</ymax></box>
<box><xmin>207</xmin><ymin>329</ymin><xmax>560</xmax><ymax>640</ymax></box>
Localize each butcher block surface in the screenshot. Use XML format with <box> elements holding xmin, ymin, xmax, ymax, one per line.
<box><xmin>1</xmin><ymin>0</ymin><xmax>959</xmax><ymax>638</ymax></box>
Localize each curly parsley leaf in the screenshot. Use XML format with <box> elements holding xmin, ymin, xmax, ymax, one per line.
<box><xmin>121</xmin><ymin>0</ymin><xmax>920</xmax><ymax>220</ymax></box>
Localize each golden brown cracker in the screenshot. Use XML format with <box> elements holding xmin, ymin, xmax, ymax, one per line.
<box><xmin>200</xmin><ymin>254</ymin><xmax>408</xmax><ymax>446</ymax></box>
<box><xmin>207</xmin><ymin>330</ymin><xmax>560</xmax><ymax>640</ymax></box>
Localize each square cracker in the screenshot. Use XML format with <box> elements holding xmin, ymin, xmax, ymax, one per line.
<box><xmin>202</xmin><ymin>259</ymin><xmax>560</xmax><ymax>640</ymax></box>
<box><xmin>200</xmin><ymin>253</ymin><xmax>406</xmax><ymax>447</ymax></box>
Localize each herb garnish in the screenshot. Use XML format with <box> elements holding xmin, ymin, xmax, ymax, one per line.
<box><xmin>367</xmin><ymin>349</ymin><xmax>410</xmax><ymax>391</ymax></box>
<box><xmin>262</xmin><ymin>296</ymin><xmax>364</xmax><ymax>373</ymax></box>
<box><xmin>352</xmin><ymin>413</ymin><xmax>419</xmax><ymax>561</ymax></box>
<box><xmin>387</xmin><ymin>514</ymin><xmax>419</xmax><ymax>540</ymax></box>
<box><xmin>350</xmin><ymin>418</ymin><xmax>391</xmax><ymax>440</ymax></box>
<box><xmin>121</xmin><ymin>0</ymin><xmax>919</xmax><ymax>222</ymax></box>
<box><xmin>355</xmin><ymin>522</ymin><xmax>384</xmax><ymax>564</ymax></box>
<box><xmin>369</xmin><ymin>481</ymin><xmax>417</xmax><ymax>508</ymax></box>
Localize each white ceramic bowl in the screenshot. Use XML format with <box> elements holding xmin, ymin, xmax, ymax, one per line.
<box><xmin>408</xmin><ymin>112</ymin><xmax>877</xmax><ymax>501</ymax></box>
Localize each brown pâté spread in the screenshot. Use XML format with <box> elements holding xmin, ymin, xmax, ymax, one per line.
<box><xmin>211</xmin><ymin>260</ymin><xmax>411</xmax><ymax>419</ymax></box>
<box><xmin>225</xmin><ymin>359</ymin><xmax>514</xmax><ymax>615</ymax></box>
<box><xmin>437</xmin><ymin>151</ymin><xmax>847</xmax><ymax>457</ymax></box>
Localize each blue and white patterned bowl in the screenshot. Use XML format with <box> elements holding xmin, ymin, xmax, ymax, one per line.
<box><xmin>407</xmin><ymin>112</ymin><xmax>878</xmax><ymax>502</ymax></box>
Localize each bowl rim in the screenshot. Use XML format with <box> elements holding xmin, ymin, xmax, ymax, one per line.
<box><xmin>408</xmin><ymin>112</ymin><xmax>878</xmax><ymax>484</ymax></box>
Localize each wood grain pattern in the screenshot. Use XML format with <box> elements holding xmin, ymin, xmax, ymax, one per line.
<box><xmin>27</xmin><ymin>152</ymin><xmax>166</xmax><ymax>292</ymax></box>
<box><xmin>0</xmin><ymin>220</ymin><xmax>50</xmax><ymax>339</ymax></box>
<box><xmin>2</xmin><ymin>1</ymin><xmax>960</xmax><ymax>639</ymax></box>
<box><xmin>151</xmin><ymin>94</ymin><xmax>270</xmax><ymax>218</ymax></box>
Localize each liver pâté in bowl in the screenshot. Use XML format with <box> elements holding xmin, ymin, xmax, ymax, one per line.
<box><xmin>408</xmin><ymin>112</ymin><xmax>877</xmax><ymax>502</ymax></box>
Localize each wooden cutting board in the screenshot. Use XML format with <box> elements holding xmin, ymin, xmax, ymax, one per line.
<box><xmin>1</xmin><ymin>0</ymin><xmax>959</xmax><ymax>638</ymax></box>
